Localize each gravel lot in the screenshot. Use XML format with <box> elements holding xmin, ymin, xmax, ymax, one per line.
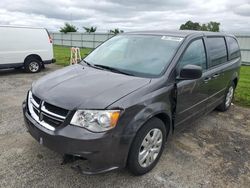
<box><xmin>0</xmin><ymin>64</ymin><xmax>250</xmax><ymax>188</ymax></box>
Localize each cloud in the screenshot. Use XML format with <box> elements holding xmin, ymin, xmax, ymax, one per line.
<box><xmin>234</xmin><ymin>3</ymin><xmax>250</xmax><ymax>17</ymax></box>
<box><xmin>0</xmin><ymin>0</ymin><xmax>249</xmax><ymax>32</ymax></box>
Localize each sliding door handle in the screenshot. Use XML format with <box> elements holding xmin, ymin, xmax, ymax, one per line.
<box><xmin>212</xmin><ymin>73</ymin><xmax>220</xmax><ymax>78</ymax></box>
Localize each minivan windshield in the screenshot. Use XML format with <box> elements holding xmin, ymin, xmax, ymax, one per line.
<box><xmin>84</xmin><ymin>34</ymin><xmax>183</xmax><ymax>77</ymax></box>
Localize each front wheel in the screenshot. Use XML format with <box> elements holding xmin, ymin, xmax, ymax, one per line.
<box><xmin>127</xmin><ymin>118</ymin><xmax>167</xmax><ymax>175</ymax></box>
<box><xmin>217</xmin><ymin>82</ymin><xmax>235</xmax><ymax>111</ymax></box>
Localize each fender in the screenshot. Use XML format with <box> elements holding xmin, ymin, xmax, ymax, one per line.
<box><xmin>125</xmin><ymin>102</ymin><xmax>172</xmax><ymax>136</ymax></box>
<box><xmin>226</xmin><ymin>57</ymin><xmax>240</xmax><ymax>87</ymax></box>
<box><xmin>116</xmin><ymin>83</ymin><xmax>175</xmax><ymax>138</ymax></box>
<box><xmin>115</xmin><ymin>101</ymin><xmax>173</xmax><ymax>167</ymax></box>
<box><xmin>231</xmin><ymin>69</ymin><xmax>239</xmax><ymax>86</ymax></box>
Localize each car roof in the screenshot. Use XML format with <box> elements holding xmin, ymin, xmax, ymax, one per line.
<box><xmin>125</xmin><ymin>30</ymin><xmax>234</xmax><ymax>38</ymax></box>
<box><xmin>0</xmin><ymin>25</ymin><xmax>45</xmax><ymax>30</ymax></box>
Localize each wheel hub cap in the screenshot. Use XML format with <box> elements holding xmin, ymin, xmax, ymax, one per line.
<box><xmin>29</xmin><ymin>62</ymin><xmax>39</xmax><ymax>72</ymax></box>
<box><xmin>138</xmin><ymin>128</ymin><xmax>163</xmax><ymax>168</ymax></box>
<box><xmin>225</xmin><ymin>86</ymin><xmax>234</xmax><ymax>107</ymax></box>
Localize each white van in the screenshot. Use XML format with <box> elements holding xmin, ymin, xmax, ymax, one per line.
<box><xmin>0</xmin><ymin>25</ymin><xmax>55</xmax><ymax>73</ymax></box>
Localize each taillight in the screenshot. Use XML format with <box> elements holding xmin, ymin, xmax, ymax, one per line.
<box><xmin>45</xmin><ymin>29</ymin><xmax>52</xmax><ymax>43</ymax></box>
<box><xmin>49</xmin><ymin>35</ymin><xmax>52</xmax><ymax>43</ymax></box>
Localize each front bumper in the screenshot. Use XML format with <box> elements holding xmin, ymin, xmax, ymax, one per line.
<box><xmin>22</xmin><ymin>101</ymin><xmax>132</xmax><ymax>174</ymax></box>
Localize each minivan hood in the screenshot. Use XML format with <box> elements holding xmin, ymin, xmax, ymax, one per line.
<box><xmin>32</xmin><ymin>64</ymin><xmax>150</xmax><ymax>110</ymax></box>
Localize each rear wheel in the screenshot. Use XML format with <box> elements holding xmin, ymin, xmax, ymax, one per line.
<box><xmin>217</xmin><ymin>82</ymin><xmax>235</xmax><ymax>111</ymax></box>
<box><xmin>24</xmin><ymin>58</ymin><xmax>42</xmax><ymax>73</ymax></box>
<box><xmin>127</xmin><ymin>118</ymin><xmax>167</xmax><ymax>175</ymax></box>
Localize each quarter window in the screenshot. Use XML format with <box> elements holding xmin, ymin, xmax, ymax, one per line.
<box><xmin>178</xmin><ymin>39</ymin><xmax>207</xmax><ymax>70</ymax></box>
<box><xmin>226</xmin><ymin>37</ymin><xmax>241</xmax><ymax>60</ymax></box>
<box><xmin>207</xmin><ymin>37</ymin><xmax>227</xmax><ymax>67</ymax></box>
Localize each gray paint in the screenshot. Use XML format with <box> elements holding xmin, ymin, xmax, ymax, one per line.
<box><xmin>23</xmin><ymin>30</ymin><xmax>241</xmax><ymax>174</ymax></box>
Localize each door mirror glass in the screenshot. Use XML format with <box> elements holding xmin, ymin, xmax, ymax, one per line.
<box><xmin>179</xmin><ymin>64</ymin><xmax>202</xmax><ymax>80</ymax></box>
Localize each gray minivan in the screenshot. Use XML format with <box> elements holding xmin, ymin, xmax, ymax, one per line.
<box><xmin>23</xmin><ymin>30</ymin><xmax>241</xmax><ymax>175</ymax></box>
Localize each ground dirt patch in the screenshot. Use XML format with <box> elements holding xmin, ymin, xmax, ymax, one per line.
<box><xmin>0</xmin><ymin>64</ymin><xmax>249</xmax><ymax>188</ymax></box>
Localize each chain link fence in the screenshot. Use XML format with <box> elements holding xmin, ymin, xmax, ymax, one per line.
<box><xmin>235</xmin><ymin>34</ymin><xmax>250</xmax><ymax>65</ymax></box>
<box><xmin>50</xmin><ymin>32</ymin><xmax>250</xmax><ymax>65</ymax></box>
<box><xmin>50</xmin><ymin>32</ymin><xmax>114</xmax><ymax>49</ymax></box>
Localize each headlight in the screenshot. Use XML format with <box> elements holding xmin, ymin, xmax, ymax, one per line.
<box><xmin>70</xmin><ymin>110</ymin><xmax>121</xmax><ymax>132</ymax></box>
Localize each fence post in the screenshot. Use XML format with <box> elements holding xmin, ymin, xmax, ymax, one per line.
<box><xmin>61</xmin><ymin>32</ymin><xmax>63</xmax><ymax>46</ymax></box>
<box><xmin>81</xmin><ymin>33</ymin><xmax>83</xmax><ymax>48</ymax></box>
<box><xmin>71</xmin><ymin>33</ymin><xmax>72</xmax><ymax>46</ymax></box>
<box><xmin>93</xmin><ymin>33</ymin><xmax>95</xmax><ymax>49</ymax></box>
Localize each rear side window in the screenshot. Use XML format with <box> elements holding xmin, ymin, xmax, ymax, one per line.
<box><xmin>178</xmin><ymin>39</ymin><xmax>207</xmax><ymax>70</ymax></box>
<box><xmin>226</xmin><ymin>37</ymin><xmax>240</xmax><ymax>60</ymax></box>
<box><xmin>207</xmin><ymin>37</ymin><xmax>227</xmax><ymax>67</ymax></box>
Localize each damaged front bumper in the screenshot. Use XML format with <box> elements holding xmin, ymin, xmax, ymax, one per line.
<box><xmin>22</xmin><ymin>101</ymin><xmax>132</xmax><ymax>174</ymax></box>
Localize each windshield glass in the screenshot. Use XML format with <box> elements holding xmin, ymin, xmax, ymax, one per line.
<box><xmin>84</xmin><ymin>34</ymin><xmax>183</xmax><ymax>77</ymax></box>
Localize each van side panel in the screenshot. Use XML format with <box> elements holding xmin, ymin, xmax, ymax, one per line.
<box><xmin>0</xmin><ymin>26</ymin><xmax>53</xmax><ymax>66</ymax></box>
<box><xmin>204</xmin><ymin>36</ymin><xmax>241</xmax><ymax>111</ymax></box>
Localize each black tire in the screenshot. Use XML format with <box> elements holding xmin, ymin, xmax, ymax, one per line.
<box><xmin>127</xmin><ymin>117</ymin><xmax>167</xmax><ymax>175</ymax></box>
<box><xmin>217</xmin><ymin>82</ymin><xmax>235</xmax><ymax>112</ymax></box>
<box><xmin>24</xmin><ymin>58</ymin><xmax>42</xmax><ymax>73</ymax></box>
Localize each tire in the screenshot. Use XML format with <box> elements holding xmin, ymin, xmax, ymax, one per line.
<box><xmin>24</xmin><ymin>58</ymin><xmax>42</xmax><ymax>73</ymax></box>
<box><xmin>217</xmin><ymin>82</ymin><xmax>235</xmax><ymax>112</ymax></box>
<box><xmin>127</xmin><ymin>117</ymin><xmax>167</xmax><ymax>175</ymax></box>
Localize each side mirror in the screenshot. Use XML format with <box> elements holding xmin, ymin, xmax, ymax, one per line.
<box><xmin>179</xmin><ymin>64</ymin><xmax>202</xmax><ymax>80</ymax></box>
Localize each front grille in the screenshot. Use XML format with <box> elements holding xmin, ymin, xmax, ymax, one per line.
<box><xmin>32</xmin><ymin>94</ymin><xmax>41</xmax><ymax>104</ymax></box>
<box><xmin>42</xmin><ymin>113</ymin><xmax>63</xmax><ymax>127</ymax></box>
<box><xmin>28</xmin><ymin>91</ymin><xmax>69</xmax><ymax>131</ymax></box>
<box><xmin>33</xmin><ymin>107</ymin><xmax>39</xmax><ymax>116</ymax></box>
<box><xmin>44</xmin><ymin>102</ymin><xmax>68</xmax><ymax>117</ymax></box>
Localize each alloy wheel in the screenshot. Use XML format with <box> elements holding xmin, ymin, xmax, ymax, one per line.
<box><xmin>225</xmin><ymin>86</ymin><xmax>234</xmax><ymax>107</ymax></box>
<box><xmin>138</xmin><ymin>128</ymin><xmax>163</xmax><ymax>168</ymax></box>
<box><xmin>29</xmin><ymin>61</ymin><xmax>39</xmax><ymax>72</ymax></box>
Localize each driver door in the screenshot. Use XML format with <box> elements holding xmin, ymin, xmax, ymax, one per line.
<box><xmin>175</xmin><ymin>38</ymin><xmax>210</xmax><ymax>127</ymax></box>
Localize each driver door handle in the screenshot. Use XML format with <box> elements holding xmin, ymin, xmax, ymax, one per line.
<box><xmin>204</xmin><ymin>77</ymin><xmax>211</xmax><ymax>83</ymax></box>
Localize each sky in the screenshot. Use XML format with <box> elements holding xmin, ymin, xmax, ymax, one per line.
<box><xmin>0</xmin><ymin>0</ymin><xmax>250</xmax><ymax>32</ymax></box>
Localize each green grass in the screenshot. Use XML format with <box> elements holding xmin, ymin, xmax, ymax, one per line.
<box><xmin>235</xmin><ymin>66</ymin><xmax>250</xmax><ymax>107</ymax></box>
<box><xmin>53</xmin><ymin>45</ymin><xmax>92</xmax><ymax>66</ymax></box>
<box><xmin>53</xmin><ymin>45</ymin><xmax>250</xmax><ymax>107</ymax></box>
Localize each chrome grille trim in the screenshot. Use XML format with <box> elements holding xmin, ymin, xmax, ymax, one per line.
<box><xmin>30</xmin><ymin>98</ymin><xmax>39</xmax><ymax>108</ymax></box>
<box><xmin>40</xmin><ymin>111</ymin><xmax>64</xmax><ymax>122</ymax></box>
<box><xmin>41</xmin><ymin>105</ymin><xmax>66</xmax><ymax>120</ymax></box>
<box><xmin>27</xmin><ymin>91</ymin><xmax>67</xmax><ymax>131</ymax></box>
<box><xmin>28</xmin><ymin>91</ymin><xmax>55</xmax><ymax>131</ymax></box>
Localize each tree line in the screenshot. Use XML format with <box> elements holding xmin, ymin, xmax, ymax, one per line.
<box><xmin>59</xmin><ymin>20</ymin><xmax>220</xmax><ymax>34</ymax></box>
<box><xmin>59</xmin><ymin>22</ymin><xmax>124</xmax><ymax>34</ymax></box>
<box><xmin>180</xmin><ymin>20</ymin><xmax>220</xmax><ymax>32</ymax></box>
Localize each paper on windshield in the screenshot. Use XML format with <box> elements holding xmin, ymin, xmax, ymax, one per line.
<box><xmin>161</xmin><ymin>36</ymin><xmax>183</xmax><ymax>42</ymax></box>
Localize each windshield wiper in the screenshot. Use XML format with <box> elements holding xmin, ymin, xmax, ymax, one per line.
<box><xmin>93</xmin><ymin>64</ymin><xmax>135</xmax><ymax>76</ymax></box>
<box><xmin>81</xmin><ymin>60</ymin><xmax>104</xmax><ymax>70</ymax></box>
<box><xmin>82</xmin><ymin>59</ymin><xmax>92</xmax><ymax>66</ymax></box>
